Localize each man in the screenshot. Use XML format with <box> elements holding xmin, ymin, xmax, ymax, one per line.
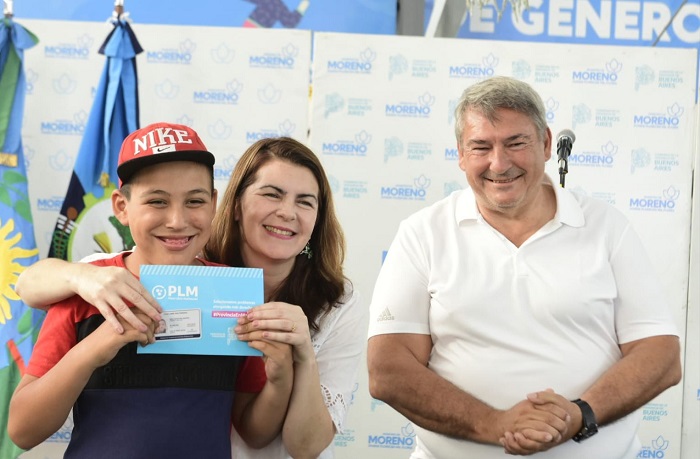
<box><xmin>367</xmin><ymin>76</ymin><xmax>681</xmax><ymax>458</ymax></box>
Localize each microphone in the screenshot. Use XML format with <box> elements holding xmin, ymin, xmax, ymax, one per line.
<box><xmin>556</xmin><ymin>129</ymin><xmax>575</xmax><ymax>187</ymax></box>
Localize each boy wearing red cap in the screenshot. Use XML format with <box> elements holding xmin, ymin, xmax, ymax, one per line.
<box><xmin>8</xmin><ymin>123</ymin><xmax>293</xmax><ymax>458</ymax></box>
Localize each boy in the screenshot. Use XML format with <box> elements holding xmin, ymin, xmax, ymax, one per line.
<box><xmin>8</xmin><ymin>122</ymin><xmax>292</xmax><ymax>458</ymax></box>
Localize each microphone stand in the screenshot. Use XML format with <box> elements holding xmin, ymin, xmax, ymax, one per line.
<box><xmin>559</xmin><ymin>157</ymin><xmax>568</xmax><ymax>188</ymax></box>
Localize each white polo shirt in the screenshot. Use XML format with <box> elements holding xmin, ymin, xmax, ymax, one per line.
<box><xmin>368</xmin><ymin>178</ymin><xmax>678</xmax><ymax>459</ymax></box>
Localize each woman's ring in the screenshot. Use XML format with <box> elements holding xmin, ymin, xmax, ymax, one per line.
<box><xmin>291</xmin><ymin>322</ymin><xmax>297</xmax><ymax>332</ymax></box>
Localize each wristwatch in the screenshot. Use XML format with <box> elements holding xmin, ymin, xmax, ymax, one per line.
<box><xmin>572</xmin><ymin>399</ymin><xmax>598</xmax><ymax>442</ymax></box>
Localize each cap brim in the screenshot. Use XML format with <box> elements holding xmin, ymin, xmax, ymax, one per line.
<box><xmin>117</xmin><ymin>150</ymin><xmax>216</xmax><ymax>185</ymax></box>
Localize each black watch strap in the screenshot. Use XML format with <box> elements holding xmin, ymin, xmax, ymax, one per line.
<box><xmin>572</xmin><ymin>398</ymin><xmax>598</xmax><ymax>442</ymax></box>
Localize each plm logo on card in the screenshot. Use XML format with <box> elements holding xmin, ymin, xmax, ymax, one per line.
<box><xmin>629</xmin><ymin>186</ymin><xmax>680</xmax><ymax>212</ymax></box>
<box><xmin>193</xmin><ymin>80</ymin><xmax>243</xmax><ymax>105</ymax></box>
<box><xmin>146</xmin><ymin>40</ymin><xmax>195</xmax><ymax>64</ymax></box>
<box><xmin>637</xmin><ymin>435</ymin><xmax>669</xmax><ymax>458</ymax></box>
<box><xmin>634</xmin><ymin>104</ymin><xmax>684</xmax><ymax>129</ymax></box>
<box><xmin>570</xmin><ymin>141</ymin><xmax>617</xmax><ymax>168</ymax></box>
<box><xmin>327</xmin><ymin>48</ymin><xmax>376</xmax><ymax>74</ymax></box>
<box><xmin>381</xmin><ymin>175</ymin><xmax>430</xmax><ymax>201</ymax></box>
<box><xmin>449</xmin><ymin>53</ymin><xmax>499</xmax><ymax>79</ymax></box>
<box><xmin>41</xmin><ymin>111</ymin><xmax>88</xmax><ymax>135</ymax></box>
<box><xmin>322</xmin><ymin>131</ymin><xmax>372</xmax><ymax>157</ymax></box>
<box><xmin>368</xmin><ymin>423</ymin><xmax>416</xmax><ymax>449</ymax></box>
<box><xmin>386</xmin><ymin>93</ymin><xmax>435</xmax><ymax>118</ymax></box>
<box><xmin>572</xmin><ymin>59</ymin><xmax>622</xmax><ymax>85</ymax></box>
<box><xmin>44</xmin><ymin>35</ymin><xmax>93</xmax><ymax>59</ymax></box>
<box><xmin>249</xmin><ymin>43</ymin><xmax>298</xmax><ymax>69</ymax></box>
<box><xmin>151</xmin><ymin>285</ymin><xmax>199</xmax><ymax>301</ymax></box>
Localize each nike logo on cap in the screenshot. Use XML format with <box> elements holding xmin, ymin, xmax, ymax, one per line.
<box><xmin>153</xmin><ymin>145</ymin><xmax>176</xmax><ymax>153</ymax></box>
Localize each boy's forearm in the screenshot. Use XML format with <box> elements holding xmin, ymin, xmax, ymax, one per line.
<box><xmin>15</xmin><ymin>258</ymin><xmax>80</xmax><ymax>309</ymax></box>
<box><xmin>8</xmin><ymin>343</ymin><xmax>100</xmax><ymax>448</ymax></box>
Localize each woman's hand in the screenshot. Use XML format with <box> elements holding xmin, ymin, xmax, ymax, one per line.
<box><xmin>72</xmin><ymin>264</ymin><xmax>162</xmax><ymax>334</ymax></box>
<box><xmin>235</xmin><ymin>302</ymin><xmax>315</xmax><ymax>364</ymax></box>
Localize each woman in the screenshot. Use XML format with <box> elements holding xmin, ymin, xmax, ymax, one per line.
<box><xmin>15</xmin><ymin>137</ymin><xmax>366</xmax><ymax>459</ymax></box>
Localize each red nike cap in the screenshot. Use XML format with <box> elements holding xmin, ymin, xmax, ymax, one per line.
<box><xmin>117</xmin><ymin>122</ymin><xmax>215</xmax><ymax>186</ymax></box>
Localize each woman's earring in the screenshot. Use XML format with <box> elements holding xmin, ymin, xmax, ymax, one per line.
<box><xmin>299</xmin><ymin>242</ymin><xmax>313</xmax><ymax>259</ymax></box>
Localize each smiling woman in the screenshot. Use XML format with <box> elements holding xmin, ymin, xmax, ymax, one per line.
<box><xmin>205</xmin><ymin>138</ymin><xmax>366</xmax><ymax>459</ymax></box>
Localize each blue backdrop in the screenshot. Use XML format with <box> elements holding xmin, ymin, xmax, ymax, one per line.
<box><xmin>14</xmin><ymin>0</ymin><xmax>397</xmax><ymax>34</ymax></box>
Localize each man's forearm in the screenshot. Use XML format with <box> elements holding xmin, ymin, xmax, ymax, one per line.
<box><xmin>370</xmin><ymin>356</ymin><xmax>502</xmax><ymax>444</ymax></box>
<box><xmin>581</xmin><ymin>335</ymin><xmax>681</xmax><ymax>425</ymax></box>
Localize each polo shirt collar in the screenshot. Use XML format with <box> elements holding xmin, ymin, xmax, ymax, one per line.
<box><xmin>455</xmin><ymin>173</ymin><xmax>585</xmax><ymax>228</ymax></box>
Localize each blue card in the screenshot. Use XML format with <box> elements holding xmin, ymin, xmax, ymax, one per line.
<box><xmin>137</xmin><ymin>265</ymin><xmax>263</xmax><ymax>357</ymax></box>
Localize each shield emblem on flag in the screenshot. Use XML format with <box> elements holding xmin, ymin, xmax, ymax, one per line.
<box><xmin>48</xmin><ymin>18</ymin><xmax>142</xmax><ymax>261</ymax></box>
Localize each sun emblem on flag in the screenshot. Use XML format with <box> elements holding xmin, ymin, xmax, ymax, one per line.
<box><xmin>0</xmin><ymin>218</ymin><xmax>39</xmax><ymax>324</ymax></box>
